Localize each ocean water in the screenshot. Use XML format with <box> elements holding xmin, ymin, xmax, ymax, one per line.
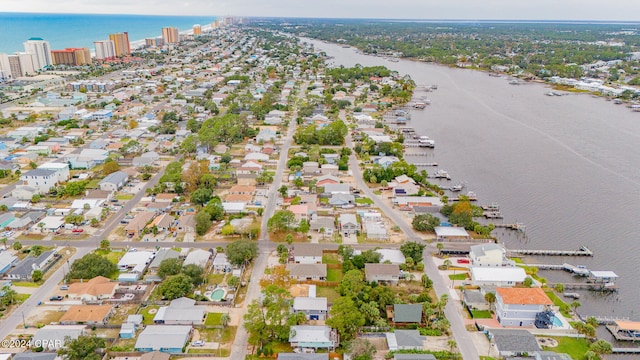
<box><xmin>0</xmin><ymin>12</ymin><xmax>218</xmax><ymax>54</ymax></box>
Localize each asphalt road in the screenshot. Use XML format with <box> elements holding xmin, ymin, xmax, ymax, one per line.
<box><xmin>230</xmin><ymin>83</ymin><xmax>305</xmax><ymax>360</ymax></box>
<box><xmin>345</xmin><ymin>132</ymin><xmax>480</xmax><ymax>360</ymax></box>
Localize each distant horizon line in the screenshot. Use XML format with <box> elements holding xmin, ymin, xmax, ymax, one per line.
<box><xmin>1</xmin><ymin>11</ymin><xmax>640</xmax><ymax>24</ymax></box>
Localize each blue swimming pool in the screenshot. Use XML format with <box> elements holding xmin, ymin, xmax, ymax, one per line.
<box><xmin>552</xmin><ymin>315</ymin><xmax>563</xmax><ymax>327</ymax></box>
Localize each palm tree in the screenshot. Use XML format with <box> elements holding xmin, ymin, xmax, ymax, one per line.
<box><xmin>447</xmin><ymin>339</ymin><xmax>457</xmax><ymax>353</ymax></box>
<box><xmin>0</xmin><ymin>237</ymin><xmax>7</xmax><ymax>250</ymax></box>
<box><xmin>220</xmin><ymin>313</ymin><xmax>230</xmax><ymax>327</ymax></box>
<box><xmin>436</xmin><ymin>242</ymin><xmax>444</xmax><ymax>254</ymax></box>
<box><xmin>554</xmin><ymin>283</ymin><xmax>565</xmax><ymax>293</ymax></box>
<box><xmin>570</xmin><ymin>301</ymin><xmax>581</xmax><ymax>315</ymax></box>
<box><xmin>484</xmin><ymin>292</ymin><xmax>496</xmax><ymax>312</ymax></box>
<box><xmin>443</xmin><ymin>259</ymin><xmax>452</xmax><ymax>270</ymax></box>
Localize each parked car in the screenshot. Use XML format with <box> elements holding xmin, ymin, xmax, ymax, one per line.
<box><xmin>456</xmin><ymin>258</ymin><xmax>470</xmax><ymax>264</ymax></box>
<box><xmin>191</xmin><ymin>340</ymin><xmax>205</xmax><ymax>347</ymax></box>
<box><xmin>0</xmin><ymin>231</ymin><xmax>14</xmax><ymax>237</ymax></box>
<box><xmin>60</xmin><ymin>285</ymin><xmax>69</xmax><ymax>290</ymax></box>
<box><xmin>72</xmin><ymin>228</ymin><xmax>84</xmax><ymax>233</ymax></box>
<box><xmin>49</xmin><ymin>296</ymin><xmax>64</xmax><ymax>301</ymax></box>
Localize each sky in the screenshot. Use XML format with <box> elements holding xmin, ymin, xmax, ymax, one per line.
<box><xmin>4</xmin><ymin>0</ymin><xmax>640</xmax><ymax>21</ymax></box>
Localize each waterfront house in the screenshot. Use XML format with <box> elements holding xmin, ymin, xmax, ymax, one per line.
<box><xmin>365</xmin><ymin>263</ymin><xmax>400</xmax><ymax>284</ymax></box>
<box><xmin>469</xmin><ymin>243</ymin><xmax>514</xmax><ymax>267</ymax></box>
<box><xmin>434</xmin><ymin>226</ymin><xmax>470</xmax><ymax>241</ymax></box>
<box><xmin>495</xmin><ymin>287</ymin><xmax>553</xmax><ymax>327</ymax></box>
<box><xmin>135</xmin><ymin>325</ymin><xmax>192</xmax><ymax>353</ymax></box>
<box><xmin>289</xmin><ymin>325</ymin><xmax>337</xmax><ymax>350</ymax></box>
<box><xmin>292</xmin><ymin>297</ymin><xmax>328</xmax><ymax>320</ymax></box>
<box><xmin>470</xmin><ymin>267</ymin><xmax>526</xmax><ymax>287</ymax></box>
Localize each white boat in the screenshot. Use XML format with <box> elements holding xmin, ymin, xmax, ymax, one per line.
<box><xmin>450</xmin><ymin>184</ymin><xmax>464</xmax><ymax>192</ymax></box>
<box><xmin>466</xmin><ymin>191</ymin><xmax>477</xmax><ymax>201</ymax></box>
<box><xmin>434</xmin><ymin>169</ymin><xmax>451</xmax><ymax>180</ymax></box>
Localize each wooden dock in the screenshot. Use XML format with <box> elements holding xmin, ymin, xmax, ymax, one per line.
<box><xmin>507</xmin><ymin>246</ymin><xmax>592</xmax><ymax>257</ymax></box>
<box><xmin>494</xmin><ymin>223</ymin><xmax>526</xmax><ymax>232</ymax></box>
<box><xmin>606</xmin><ymin>325</ymin><xmax>640</xmax><ymax>341</ymax></box>
<box><xmin>612</xmin><ymin>347</ymin><xmax>640</xmax><ymax>354</ymax></box>
<box><xmin>404</xmin><ymin>153</ymin><xmax>431</xmax><ymax>156</ymax></box>
<box><xmin>524</xmin><ymin>263</ymin><xmax>590</xmax><ymax>276</ymax></box>
<box><xmin>550</xmin><ymin>282</ymin><xmax>618</xmax><ymax>292</ymax></box>
<box><xmin>578</xmin><ymin>315</ymin><xmax>630</xmax><ymax>325</ymax></box>
<box><xmin>414</xmin><ymin>163</ymin><xmax>439</xmax><ymax>167</ymax></box>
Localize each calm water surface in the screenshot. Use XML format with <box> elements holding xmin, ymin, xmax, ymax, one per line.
<box><xmin>306</xmin><ymin>39</ymin><xmax>640</xmax><ymax>323</ymax></box>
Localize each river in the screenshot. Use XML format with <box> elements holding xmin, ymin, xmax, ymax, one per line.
<box><xmin>304</xmin><ymin>39</ymin><xmax>640</xmax><ymax>324</ymax></box>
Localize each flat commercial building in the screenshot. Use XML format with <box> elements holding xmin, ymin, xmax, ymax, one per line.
<box><xmin>94</xmin><ymin>40</ymin><xmax>116</xmax><ymax>60</ymax></box>
<box><xmin>109</xmin><ymin>32</ymin><xmax>131</xmax><ymax>57</ymax></box>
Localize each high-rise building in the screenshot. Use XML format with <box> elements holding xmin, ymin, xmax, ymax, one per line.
<box><xmin>193</xmin><ymin>24</ymin><xmax>202</xmax><ymax>35</ymax></box>
<box><xmin>51</xmin><ymin>48</ymin><xmax>92</xmax><ymax>66</ymax></box>
<box><xmin>108</xmin><ymin>32</ymin><xmax>131</xmax><ymax>57</ymax></box>
<box><xmin>94</xmin><ymin>40</ymin><xmax>116</xmax><ymax>60</ymax></box>
<box><xmin>23</xmin><ymin>37</ymin><xmax>52</xmax><ymax>70</ymax></box>
<box><xmin>7</xmin><ymin>53</ymin><xmax>36</xmax><ymax>78</ymax></box>
<box><xmin>162</xmin><ymin>27</ymin><xmax>180</xmax><ymax>44</ymax></box>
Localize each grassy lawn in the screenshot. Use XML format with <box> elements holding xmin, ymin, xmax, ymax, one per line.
<box><xmin>545</xmin><ymin>291</ymin><xmax>572</xmax><ymax>318</ymax></box>
<box><xmin>317</xmin><ymin>286</ymin><xmax>340</xmax><ymax>303</ymax></box>
<box><xmin>197</xmin><ymin>326</ymin><xmax>237</xmax><ymax>343</ymax></box>
<box><xmin>471</xmin><ymin>310</ymin><xmax>493</xmax><ymax>319</ymax></box>
<box><xmin>16</xmin><ymin>234</ymin><xmax>45</xmax><ymax>241</ymax></box>
<box><xmin>116</xmin><ymin>194</ymin><xmax>134</xmax><ymax>200</ymax></box>
<box><xmin>541</xmin><ymin>336</ymin><xmax>590</xmax><ymax>359</ymax></box>
<box><xmin>327</xmin><ymin>268</ymin><xmax>343</xmax><ymax>282</ymax></box>
<box><xmin>16</xmin><ymin>294</ymin><xmax>30</xmax><ymax>303</ymax></box>
<box><xmin>11</xmin><ymin>281</ymin><xmax>40</xmax><ymax>288</ymax></box>
<box><xmin>322</xmin><ymin>254</ymin><xmax>340</xmax><ymax>264</ymax></box>
<box><xmin>208</xmin><ymin>273</ymin><xmax>225</xmax><ymax>285</ymax></box>
<box><xmin>85</xmin><ymin>179</ymin><xmax>101</xmax><ymax>189</ymax></box>
<box><xmin>205</xmin><ymin>313</ymin><xmax>223</xmax><ymax>326</ymax></box>
<box><xmin>448</xmin><ymin>273</ymin><xmax>468</xmax><ymax>280</ymax></box>
<box><xmin>95</xmin><ymin>249</ymin><xmax>124</xmax><ymax>264</ymax></box>
<box><xmin>139</xmin><ymin>305</ymin><xmax>159</xmax><ymax>325</ymax></box>
<box><xmin>355</xmin><ymin>197</ymin><xmax>374</xmax><ymax>205</ymax></box>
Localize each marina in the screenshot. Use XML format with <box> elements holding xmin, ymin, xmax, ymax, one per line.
<box><xmin>507</xmin><ymin>246</ymin><xmax>593</xmax><ymax>257</ymax></box>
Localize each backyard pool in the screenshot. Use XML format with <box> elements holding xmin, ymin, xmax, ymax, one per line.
<box><xmin>552</xmin><ymin>315</ymin><xmax>563</xmax><ymax>327</ymax></box>
<box><xmin>205</xmin><ymin>288</ymin><xmax>226</xmax><ymax>301</ymax></box>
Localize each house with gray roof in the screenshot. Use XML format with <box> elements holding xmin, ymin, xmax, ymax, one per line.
<box><xmin>99</xmin><ymin>171</ymin><xmax>128</xmax><ymax>191</ymax></box>
<box><xmin>0</xmin><ymin>252</ymin><xmax>18</xmax><ymax>274</ymax></box>
<box><xmin>309</xmin><ymin>216</ymin><xmax>335</xmax><ymax>236</ymax></box>
<box><xmin>286</xmin><ymin>263</ymin><xmax>327</xmax><ymax>281</ymax></box>
<box><xmin>184</xmin><ymin>249</ymin><xmax>211</xmax><ymax>269</ymax></box>
<box><xmin>153</xmin><ymin>297</ymin><xmax>206</xmax><ymax>325</ymax></box>
<box><xmin>365</xmin><ymin>263</ymin><xmax>400</xmax><ymax>284</ymax></box>
<box><xmin>6</xmin><ymin>250</ymin><xmax>57</xmax><ymax>280</ymax></box>
<box><xmin>385</xmin><ymin>330</ymin><xmax>425</xmax><ymax>351</ymax></box>
<box><xmin>338</xmin><ymin>213</ymin><xmax>358</xmax><ymax>235</ymax></box>
<box><xmin>135</xmin><ymin>325</ymin><xmax>192</xmax><ymax>353</ymax></box>
<box><xmin>328</xmin><ymin>193</ymin><xmax>354</xmax><ymax>206</ymax></box>
<box><xmin>13</xmin><ymin>353</ymin><xmax>58</xmax><ymax>360</ymax></box>
<box><xmin>148</xmin><ymin>249</ymin><xmax>180</xmax><ymax>272</ymax></box>
<box><xmin>293</xmin><ymin>244</ymin><xmax>323</xmax><ymax>264</ymax></box>
<box><xmin>488</xmin><ymin>329</ymin><xmax>541</xmax><ymax>358</ymax></box>
<box><xmin>33</xmin><ymin>324</ymin><xmax>86</xmax><ymax>350</ymax></box>
<box><xmin>289</xmin><ymin>325</ymin><xmax>337</xmax><ymax>350</ymax></box>
<box><xmin>323</xmin><ymin>183</ymin><xmax>350</xmax><ymax>195</ymax></box>
<box><xmin>293</xmin><ymin>297</ymin><xmax>328</xmax><ymax>320</ymax></box>
<box><xmin>393</xmin><ymin>304</ymin><xmax>423</xmax><ymax>324</ymax></box>
<box><xmin>18</xmin><ymin>169</ymin><xmax>57</xmax><ymax>194</ymax></box>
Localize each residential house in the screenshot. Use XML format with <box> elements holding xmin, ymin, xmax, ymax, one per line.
<box><xmin>385</xmin><ymin>330</ymin><xmax>425</xmax><ymax>351</ymax></box>
<box><xmin>321</xmin><ymin>153</ymin><xmax>339</xmax><ymax>164</ymax></box>
<box><xmin>38</xmin><ymin>162</ymin><xmax>70</xmax><ymax>183</ymax></box>
<box><xmin>278</xmin><ymin>354</ymin><xmax>328</xmax><ymax>360</ymax></box>
<box><xmin>488</xmin><ymin>329</ymin><xmax>541</xmax><ymax>358</ymax></box>
<box><xmin>292</xmin><ymin>297</ymin><xmax>328</xmax><ymax>321</ymax></box>
<box><xmin>67</xmin><ymin>276</ymin><xmax>118</xmax><ymax>301</ymax></box>
<box><xmin>13</xmin><ymin>354</ymin><xmax>57</xmax><ymax>360</ymax></box>
<box><xmin>0</xmin><ymin>252</ymin><xmax>18</xmax><ymax>275</ymax></box>
<box><xmin>39</xmin><ymin>216</ymin><xmax>65</xmax><ymax>232</ymax></box>
<box><xmin>17</xmin><ymin>169</ymin><xmax>57</xmax><ymax>194</ymax></box>
<box><xmin>393</xmin><ymin>196</ymin><xmax>442</xmax><ymax>208</ymax></box>
<box><xmin>6</xmin><ymin>250</ymin><xmax>57</xmax><ymax>280</ymax></box>
<box><xmin>236</xmin><ymin>161</ymin><xmax>263</xmax><ymax>185</ymax></box>
<box><xmin>338</xmin><ymin>213</ymin><xmax>358</xmax><ymax>235</ymax></box>
<box><xmin>148</xmin><ymin>213</ymin><xmax>175</xmax><ymax>233</ymax></box>
<box><xmin>303</xmin><ymin>161</ymin><xmax>320</xmax><ymax>175</ymax></box>
<box><xmin>148</xmin><ymin>249</ymin><xmax>180</xmax><ymax>273</ymax></box>
<box><xmin>309</xmin><ymin>216</ymin><xmax>335</xmax><ymax>236</ymax></box>
<box><xmin>470</xmin><ymin>267</ymin><xmax>526</xmax><ymax>287</ymax></box>
<box><xmin>154</xmin><ymin>297</ymin><xmax>206</xmax><ymax>325</ymax></box>
<box><xmin>393</xmin><ymin>182</ymin><xmax>420</xmax><ymax>197</ymax></box>
<box><xmin>245</xmin><ymin>152</ymin><xmax>269</xmax><ymax>162</ymax></box>
<box><xmin>434</xmin><ymin>226</ymin><xmax>470</xmax><ymax>241</ymax></box>
<box><xmin>85</xmin><ymin>189</ymin><xmax>114</xmax><ymax>202</ymax></box>
<box><xmin>287</xmin><ymin>263</ymin><xmax>327</xmax><ymax>281</ymax></box>
<box><xmin>320</xmin><ymin>164</ymin><xmax>339</xmax><ymax>176</ymax></box>
<box><xmin>469</xmin><ymin>243</ymin><xmax>514</xmax><ymax>267</ymax></box>
<box><xmin>289</xmin><ymin>204</ymin><xmax>311</xmax><ymax>224</ymax></box>
<box><xmin>289</xmin><ymin>325</ymin><xmax>337</xmax><ymax>350</ymax></box>
<box><xmin>495</xmin><ymin>287</ymin><xmax>553</xmax><ymax>327</ymax></box>
<box><xmin>132</xmin><ymin>151</ymin><xmax>159</xmax><ymax>167</ymax></box>
<box><xmin>67</xmin><ymin>149</ymin><xmax>109</xmax><ymax>169</ymax></box>
<box><xmin>256</xmin><ymin>128</ymin><xmax>277</xmax><ymax>143</ymax></box>
<box><xmin>365</xmin><ymin>222</ymin><xmax>388</xmax><ymax>240</ymax></box>
<box><xmin>315</xmin><ymin>175</ymin><xmax>339</xmax><ymax>187</ymax></box>
<box><xmin>393</xmin><ymin>355</ymin><xmax>436</xmax><ymax>360</ymax></box>
<box><xmin>323</xmin><ymin>183</ymin><xmax>350</xmax><ymax>195</ymax></box>
<box><xmin>212</xmin><ymin>253</ymin><xmax>231</xmax><ymax>272</ymax></box>
<box><xmin>375</xmin><ymin>249</ymin><xmax>405</xmax><ymax>265</ymax></box>
<box><xmin>154</xmin><ymin>193</ymin><xmax>177</xmax><ymax>203</ymax></box>
<box><xmin>0</xmin><ymin>213</ymin><xmax>15</xmax><ymax>228</ymax></box>
<box><xmin>392</xmin><ymin>304</ymin><xmax>423</xmax><ymax>324</ymax></box>
<box><xmin>33</xmin><ymin>325</ymin><xmax>86</xmax><ymax>350</ymax></box>
<box><xmin>374</xmin><ymin>156</ymin><xmax>399</xmax><ymax>168</ymax></box>
<box><xmin>365</xmin><ymin>263</ymin><xmax>400</xmax><ymax>284</ymax></box>
<box><xmin>229</xmin><ymin>185</ymin><xmax>256</xmax><ymax>195</ymax></box>
<box><xmin>125</xmin><ymin>212</ymin><xmax>155</xmax><ymax>237</ymax></box>
<box><xmin>222</xmin><ymin>202</ymin><xmax>246</xmax><ymax>214</ymax></box>
<box><xmin>328</xmin><ymin>193</ymin><xmax>354</xmax><ymax>206</ymax></box>
<box><xmin>135</xmin><ymin>325</ymin><xmax>192</xmax><ymax>353</ymax></box>
<box><xmin>99</xmin><ymin>171</ymin><xmax>128</xmax><ymax>191</ymax></box>
<box><xmin>120</xmin><ymin>322</ymin><xmax>136</xmax><ymax>339</ymax></box>
<box><xmin>59</xmin><ymin>305</ymin><xmax>113</xmax><ymax>325</ymax></box>
<box><xmin>225</xmin><ymin>193</ymin><xmax>253</xmax><ymax>203</ymax></box>
<box><xmin>117</xmin><ymin>250</ymin><xmax>155</xmax><ymax>274</ymax></box>
<box><xmin>176</xmin><ymin>214</ymin><xmax>195</xmax><ymax>233</ymax></box>
<box><xmin>293</xmin><ymin>244</ymin><xmax>323</xmax><ymax>264</ymax></box>
<box><xmin>184</xmin><ymin>249</ymin><xmax>211</xmax><ymax>268</ymax></box>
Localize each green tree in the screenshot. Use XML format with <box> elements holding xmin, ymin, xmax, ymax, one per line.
<box><xmin>554</xmin><ymin>283</ymin><xmax>565</xmax><ymax>293</ymax></box>
<box><xmin>190</xmin><ymin>188</ymin><xmax>213</xmax><ymax>205</ymax></box>
<box><xmin>338</xmin><ymin>269</ymin><xmax>365</xmax><ymax>297</ymax></box>
<box><xmin>589</xmin><ymin>339</ymin><xmax>612</xmax><ymax>357</ymax></box>
<box><xmin>267</xmin><ymin>210</ymin><xmax>296</xmax><ymax>232</ymax></box>
<box><xmin>102</xmin><ymin>160</ymin><xmax>120</xmax><ymax>176</ymax></box>
<box><xmin>228</xmin><ymin>276</ymin><xmax>240</xmax><ymax>288</ymax></box>
<box><xmin>326</xmin><ymin>296</ymin><xmax>365</xmax><ymax>341</ymax></box>
<box><xmin>221</xmin><ymin>313</ymin><xmax>231</xmax><ymax>327</ymax></box>
<box><xmin>67</xmin><ymin>253</ymin><xmax>117</xmax><ymax>280</ymax></box>
<box><xmin>65</xmin><ymin>214</ymin><xmax>84</xmax><ymax>226</ymax></box>
<box><xmin>99</xmin><ymin>239</ymin><xmax>110</xmax><ymax>251</ymax></box>
<box><xmin>158</xmin><ymin>274</ymin><xmax>193</xmax><ymax>300</ymax></box>
<box><xmin>348</xmin><ymin>338</ymin><xmax>376</xmax><ymax>360</ymax></box>
<box><xmin>523</xmin><ymin>277</ymin><xmax>533</xmax><ymax>287</ymax></box>
<box><xmin>195</xmin><ymin>211</ymin><xmax>212</xmax><ymax>235</ymax></box>
<box><xmin>484</xmin><ymin>292</ymin><xmax>496</xmax><ymax>312</ymax></box>
<box><xmin>31</xmin><ymin>269</ymin><xmax>43</xmax><ymax>282</ymax></box>
<box><xmin>63</xmin><ymin>180</ymin><xmax>89</xmax><ymax>196</ymax></box>
<box><xmin>570</xmin><ymin>300</ymin><xmax>581</xmax><ymax>315</ymax></box>
<box><xmin>400</xmin><ymin>241</ymin><xmax>426</xmax><ymax>263</ymax></box>
<box><xmin>182</xmin><ymin>264</ymin><xmax>204</xmax><ymax>285</ymax></box>
<box><xmin>58</xmin><ymin>334</ymin><xmax>105</xmax><ymax>360</ymax></box>
<box><xmin>297</xmin><ymin>219</ymin><xmax>310</xmax><ymax>233</ymax></box>
<box><xmin>13</xmin><ymin>241</ymin><xmax>22</xmax><ymax>250</ymax></box>
<box><xmin>278</xmin><ymin>185</ymin><xmax>288</xmax><ymax>197</ymax></box>
<box><xmin>412</xmin><ymin>214</ymin><xmax>440</xmax><ymax>232</ymax></box>
<box><xmin>158</xmin><ymin>258</ymin><xmax>183</xmax><ymax>279</ymax></box>
<box><xmin>0</xmin><ymin>285</ymin><xmax>17</xmax><ymax>306</ymax></box>
<box><xmin>226</xmin><ymin>240</ymin><xmax>258</xmax><ymax>266</ymax></box>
